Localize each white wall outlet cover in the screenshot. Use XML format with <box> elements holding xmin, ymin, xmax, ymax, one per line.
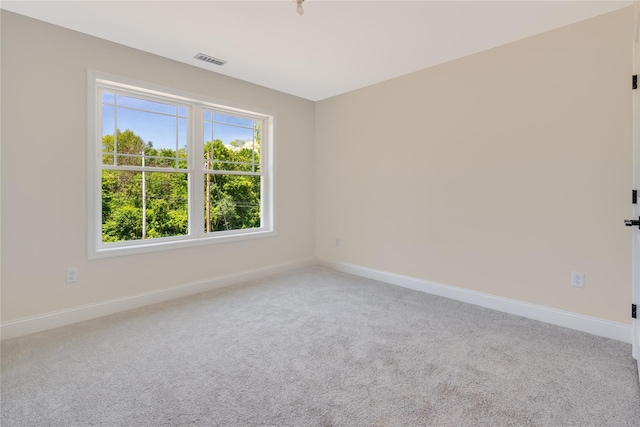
<box><xmin>571</xmin><ymin>272</ymin><xmax>584</xmax><ymax>288</ymax></box>
<box><xmin>66</xmin><ymin>268</ymin><xmax>78</xmax><ymax>284</ymax></box>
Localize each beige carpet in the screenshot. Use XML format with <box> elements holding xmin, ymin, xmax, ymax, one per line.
<box><xmin>2</xmin><ymin>266</ymin><xmax>639</xmax><ymax>426</ymax></box>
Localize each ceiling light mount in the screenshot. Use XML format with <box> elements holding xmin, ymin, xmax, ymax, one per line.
<box><xmin>295</xmin><ymin>0</ymin><xmax>304</xmax><ymax>17</ymax></box>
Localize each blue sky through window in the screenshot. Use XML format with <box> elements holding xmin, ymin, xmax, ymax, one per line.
<box><xmin>205</xmin><ymin>112</ymin><xmax>256</xmax><ymax>147</ymax></box>
<box><xmin>102</xmin><ymin>92</ymin><xmax>256</xmax><ymax>150</ymax></box>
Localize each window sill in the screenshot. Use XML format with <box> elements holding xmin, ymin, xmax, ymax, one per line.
<box><xmin>89</xmin><ymin>228</ymin><xmax>276</xmax><ymax>259</ymax></box>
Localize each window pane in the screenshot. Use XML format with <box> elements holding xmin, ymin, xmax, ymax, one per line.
<box><xmin>102</xmin><ymin>154</ymin><xmax>114</xmax><ymax>165</ymax></box>
<box><xmin>102</xmin><ymin>105</ymin><xmax>115</xmax><ymax>140</ymax></box>
<box><xmin>203</xmin><ymin>111</ymin><xmax>260</xmax><ymax>173</ymax></box>
<box><xmin>214</xmin><ymin>122</ymin><xmax>254</xmax><ymax>148</ymax></box>
<box><xmin>102</xmin><ymin>170</ymin><xmax>188</xmax><ymax>243</ymax></box>
<box><xmin>203</xmin><ymin>174</ymin><xmax>260</xmax><ymax>232</ymax></box>
<box><xmin>177</xmin><ymin>146</ymin><xmax>188</xmax><ymax>170</ymax></box>
<box><xmin>203</xmin><ymin>121</ymin><xmax>213</xmax><ymax>148</ymax></box>
<box><xmin>145</xmin><ymin>171</ymin><xmax>189</xmax><ymax>239</ymax></box>
<box><xmin>102</xmin><ymin>133</ymin><xmax>118</xmax><ymax>166</ymax></box>
<box><xmin>116</xmin><ymin>94</ymin><xmax>177</xmax><ymax>115</ymax></box>
<box><xmin>102</xmin><ymin>92</ymin><xmax>115</xmax><ymax>104</ymax></box>
<box><xmin>205</xmin><ymin>141</ymin><xmax>258</xmax><ymax>173</ymax></box>
<box><xmin>101</xmin><ymin>92</ymin><xmax>187</xmax><ymax>169</ymax></box>
<box><xmin>116</xmin><ymin>107</ymin><xmax>178</xmax><ymax>153</ymax></box>
<box><xmin>178</xmin><ymin>117</ymin><xmax>187</xmax><ymax>153</ymax></box>
<box><xmin>213</xmin><ymin>113</ymin><xmax>254</xmax><ymax>128</ymax></box>
<box><xmin>102</xmin><ymin>170</ymin><xmax>143</xmax><ymax>242</ymax></box>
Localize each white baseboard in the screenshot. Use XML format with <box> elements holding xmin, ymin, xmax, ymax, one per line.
<box><xmin>1</xmin><ymin>258</ymin><xmax>315</xmax><ymax>341</ymax></box>
<box><xmin>319</xmin><ymin>259</ymin><xmax>632</xmax><ymax>344</ymax></box>
<box><xmin>4</xmin><ymin>258</ymin><xmax>632</xmax><ymax>344</ymax></box>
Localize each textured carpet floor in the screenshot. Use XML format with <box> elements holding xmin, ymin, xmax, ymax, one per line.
<box><xmin>2</xmin><ymin>266</ymin><xmax>639</xmax><ymax>426</ymax></box>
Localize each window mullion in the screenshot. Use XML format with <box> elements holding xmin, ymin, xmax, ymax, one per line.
<box><xmin>191</xmin><ymin>105</ymin><xmax>205</xmax><ymax>237</ymax></box>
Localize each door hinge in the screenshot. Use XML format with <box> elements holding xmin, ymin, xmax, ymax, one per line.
<box><xmin>633</xmin><ymin>190</ymin><xmax>637</xmax><ymax>204</ymax></box>
<box><xmin>633</xmin><ymin>304</ymin><xmax>637</xmax><ymax>319</ymax></box>
<box><xmin>634</xmin><ymin>75</ymin><xmax>638</xmax><ymax>90</ymax></box>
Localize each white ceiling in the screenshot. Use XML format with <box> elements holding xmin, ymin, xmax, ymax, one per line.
<box><xmin>1</xmin><ymin>1</ymin><xmax>632</xmax><ymax>101</ymax></box>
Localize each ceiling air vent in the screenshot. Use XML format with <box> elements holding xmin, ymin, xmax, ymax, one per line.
<box><xmin>194</xmin><ymin>53</ymin><xmax>227</xmax><ymax>66</ymax></box>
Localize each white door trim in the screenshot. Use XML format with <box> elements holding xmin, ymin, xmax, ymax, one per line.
<box><xmin>632</xmin><ymin>0</ymin><xmax>640</xmax><ymax>370</ymax></box>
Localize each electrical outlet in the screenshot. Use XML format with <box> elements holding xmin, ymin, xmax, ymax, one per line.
<box><xmin>66</xmin><ymin>267</ymin><xmax>78</xmax><ymax>284</ymax></box>
<box><xmin>571</xmin><ymin>272</ymin><xmax>584</xmax><ymax>288</ymax></box>
<box><xmin>335</xmin><ymin>238</ymin><xmax>341</xmax><ymax>247</ymax></box>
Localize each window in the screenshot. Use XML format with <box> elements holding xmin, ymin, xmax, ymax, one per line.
<box><xmin>88</xmin><ymin>71</ymin><xmax>274</xmax><ymax>258</ymax></box>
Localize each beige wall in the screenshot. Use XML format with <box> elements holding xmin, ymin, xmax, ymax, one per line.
<box><xmin>316</xmin><ymin>8</ymin><xmax>633</xmax><ymax>324</ymax></box>
<box><xmin>0</xmin><ymin>11</ymin><xmax>316</xmax><ymax>322</ymax></box>
<box><xmin>1</xmin><ymin>7</ymin><xmax>635</xmax><ymax>327</ymax></box>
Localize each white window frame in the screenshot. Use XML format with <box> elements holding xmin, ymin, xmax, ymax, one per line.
<box><xmin>87</xmin><ymin>70</ymin><xmax>275</xmax><ymax>259</ymax></box>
